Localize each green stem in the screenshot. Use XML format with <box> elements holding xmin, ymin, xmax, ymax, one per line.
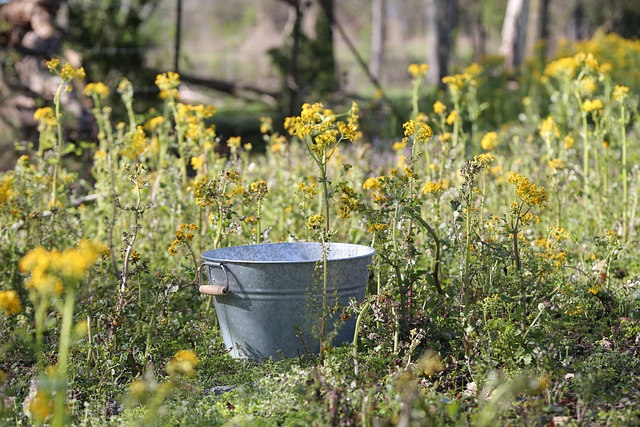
<box><xmin>319</xmin><ymin>236</ymin><xmax>328</xmax><ymax>363</ymax></box>
<box><xmin>581</xmin><ymin>111</ymin><xmax>590</xmax><ymax>196</ymax></box>
<box><xmin>53</xmin><ymin>286</ymin><xmax>76</xmax><ymax>427</ymax></box>
<box><xmin>34</xmin><ymin>299</ymin><xmax>47</xmax><ymax>373</ymax></box>
<box><xmin>621</xmin><ymin>104</ymin><xmax>628</xmax><ymax>241</ymax></box>
<box><xmin>51</xmin><ymin>84</ymin><xmax>64</xmax><ymax>208</ymax></box>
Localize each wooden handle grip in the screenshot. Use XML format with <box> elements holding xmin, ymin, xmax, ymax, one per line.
<box><xmin>199</xmin><ymin>285</ymin><xmax>229</xmax><ymax>296</ymax></box>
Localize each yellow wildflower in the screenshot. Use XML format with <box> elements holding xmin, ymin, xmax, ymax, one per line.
<box><xmin>84</xmin><ymin>82</ymin><xmax>110</xmax><ymax>98</ymax></box>
<box><xmin>45</xmin><ymin>58</ymin><xmax>60</xmax><ymax>72</ymax></box>
<box><xmin>166</xmin><ymin>349</ymin><xmax>199</xmax><ymax>377</ymax></box>
<box><xmin>191</xmin><ymin>156</ymin><xmax>204</xmax><ymax>171</ymax></box>
<box><xmin>260</xmin><ymin>117</ymin><xmax>273</xmax><ymax>134</ymax></box>
<box><xmin>29</xmin><ymin>390</ymin><xmax>54</xmax><ymax>423</ymax></box>
<box><xmin>433</xmin><ymin>100</ymin><xmax>447</xmax><ymax>115</ymax></box>
<box><xmin>403</xmin><ymin>120</ymin><xmax>433</xmax><ymax>141</ymax></box>
<box><xmin>439</xmin><ymin>132</ymin><xmax>452</xmax><ymax>143</ymax></box>
<box><xmin>582</xmin><ymin>99</ymin><xmax>604</xmax><ymax>113</ymax></box>
<box><xmin>121</xmin><ymin>126</ymin><xmax>147</xmax><ymax>159</ymax></box>
<box><xmin>480</xmin><ymin>132</ymin><xmax>498</xmax><ymax>151</ymax></box>
<box><xmin>60</xmin><ymin>63</ymin><xmax>86</xmax><ymax>82</ymax></box>
<box><xmin>227</xmin><ymin>136</ymin><xmax>242</xmax><ymax>149</ymax></box>
<box><xmin>0</xmin><ymin>175</ymin><xmax>14</xmax><ymax>205</ymax></box>
<box><xmin>296</xmin><ymin>182</ymin><xmax>317</xmax><ymax>199</ymax></box>
<box><xmin>446</xmin><ymin>110</ymin><xmax>460</xmax><ymax>126</ymax></box>
<box><xmin>539</xmin><ymin>116</ymin><xmax>560</xmax><ymax>140</ymax></box>
<box><xmin>270</xmin><ymin>136</ymin><xmax>286</xmax><ymax>154</ymax></box>
<box><xmin>422</xmin><ymin>181</ymin><xmax>446</xmax><ymax>195</ymax></box>
<box><xmin>363</xmin><ymin>177</ymin><xmax>382</xmax><ymax>190</ymax></box>
<box><xmin>367</xmin><ymin>223</ymin><xmax>388</xmax><ymax>233</ymax></box>
<box><xmin>392</xmin><ymin>140</ymin><xmax>406</xmax><ymax>151</ymax></box>
<box><xmin>474</xmin><ymin>153</ymin><xmax>495</xmax><ymax>166</ymax></box>
<box><xmin>507</xmin><ymin>172</ymin><xmax>548</xmax><ymax>207</ymax></box>
<box><xmin>33</xmin><ymin>107</ymin><xmax>56</xmax><ymax>128</ymax></box>
<box><xmin>306</xmin><ymin>214</ymin><xmax>324</xmax><ymax>229</ymax></box>
<box><xmin>248</xmin><ymin>180</ymin><xmax>268</xmax><ymax>198</ymax></box>
<box><xmin>408</xmin><ymin>63</ymin><xmax>429</xmax><ymax>78</ymax></box>
<box><xmin>579</xmin><ymin>76</ymin><xmax>597</xmax><ymax>96</ymax></box>
<box><xmin>563</xmin><ymin>135</ymin><xmax>575</xmax><ymax>149</ymax></box>
<box><xmin>20</xmin><ymin>241</ymin><xmax>103</xmax><ymax>295</ymax></box>
<box><xmin>548</xmin><ymin>158</ymin><xmax>564</xmax><ymax>171</ymax></box>
<box><xmin>155</xmin><ymin>71</ymin><xmax>181</xmax><ymax>91</ymax></box>
<box><xmin>613</xmin><ymin>85</ymin><xmax>630</xmax><ymax>102</ymax></box>
<box><xmin>144</xmin><ymin>116</ymin><xmax>166</xmax><ymax>133</ymax></box>
<box><xmin>0</xmin><ymin>290</ymin><xmax>22</xmax><ymax>315</ymax></box>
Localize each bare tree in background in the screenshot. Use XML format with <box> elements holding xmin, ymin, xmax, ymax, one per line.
<box><xmin>370</xmin><ymin>0</ymin><xmax>387</xmax><ymax>80</ymax></box>
<box><xmin>425</xmin><ymin>0</ymin><xmax>457</xmax><ymax>84</ymax></box>
<box><xmin>500</xmin><ymin>0</ymin><xmax>530</xmax><ymax>71</ymax></box>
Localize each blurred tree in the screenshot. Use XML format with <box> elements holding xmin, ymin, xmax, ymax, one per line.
<box><xmin>500</xmin><ymin>0</ymin><xmax>530</xmax><ymax>71</ymax></box>
<box><xmin>425</xmin><ymin>0</ymin><xmax>457</xmax><ymax>83</ymax></box>
<box><xmin>370</xmin><ymin>0</ymin><xmax>387</xmax><ymax>80</ymax></box>
<box><xmin>65</xmin><ymin>0</ymin><xmax>160</xmax><ymax>86</ymax></box>
<box><xmin>269</xmin><ymin>0</ymin><xmax>338</xmax><ymax>114</ymax></box>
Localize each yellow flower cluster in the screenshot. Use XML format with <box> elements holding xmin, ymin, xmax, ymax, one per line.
<box><xmin>168</xmin><ymin>224</ymin><xmax>198</xmax><ymax>255</ymax></box>
<box><xmin>548</xmin><ymin>158</ymin><xmax>565</xmax><ymax>172</ymax></box>
<box><xmin>0</xmin><ymin>290</ymin><xmax>22</xmax><ymax>315</ymax></box>
<box><xmin>284</xmin><ymin>102</ymin><xmax>359</xmax><ymax>157</ymax></box>
<box><xmin>337</xmin><ymin>185</ymin><xmax>358</xmax><ymax>219</ymax></box>
<box><xmin>46</xmin><ymin>58</ymin><xmax>85</xmax><ymax>84</ymax></box>
<box><xmin>442</xmin><ymin>71</ymin><xmax>476</xmax><ymax>98</ymax></box>
<box><xmin>507</xmin><ymin>172</ymin><xmax>548</xmax><ymax>208</ymax></box>
<box><xmin>582</xmin><ymin>99</ymin><xmax>604</xmax><ymax>113</ymax></box>
<box><xmin>156</xmin><ymin>71</ymin><xmax>180</xmax><ymax>90</ymax></box>
<box><xmin>144</xmin><ymin>116</ymin><xmax>166</xmax><ymax>133</ymax></box>
<box><xmin>473</xmin><ymin>153</ymin><xmax>495</xmax><ymax>167</ymax></box>
<box><xmin>166</xmin><ymin>349</ymin><xmax>199</xmax><ymax>377</ymax></box>
<box><xmin>296</xmin><ymin>181</ymin><xmax>317</xmax><ymax>199</ymax></box>
<box><xmin>543</xmin><ymin>52</ymin><xmax>603</xmax><ymax>79</ymax></box>
<box><xmin>422</xmin><ymin>180</ymin><xmax>447</xmax><ymax>195</ymax></box>
<box><xmin>248</xmin><ymin>180</ymin><xmax>268</xmax><ymax>198</ymax></box>
<box><xmin>563</xmin><ymin>135</ymin><xmax>575</xmax><ymax>149</ymax></box>
<box><xmin>539</xmin><ymin>116</ymin><xmax>560</xmax><ymax>140</ymax></box>
<box><xmin>480</xmin><ymin>132</ymin><xmax>498</xmax><ymax>151</ymax></box>
<box><xmin>613</xmin><ymin>85</ymin><xmax>630</xmax><ymax>102</ymax></box>
<box><xmin>177</xmin><ymin>103</ymin><xmax>216</xmax><ymax>141</ymax></box>
<box><xmin>190</xmin><ymin>156</ymin><xmax>205</xmax><ymax>171</ymax></box>
<box><xmin>84</xmin><ymin>82</ymin><xmax>110</xmax><ymax>98</ymax></box>
<box><xmin>260</xmin><ymin>117</ymin><xmax>273</xmax><ymax>134</ymax></box>
<box><xmin>362</xmin><ymin>177</ymin><xmax>382</xmax><ymax>191</ymax></box>
<box><xmin>403</xmin><ymin>120</ymin><xmax>433</xmax><ymax>141</ymax></box>
<box><xmin>306</xmin><ymin>214</ymin><xmax>324</xmax><ymax>229</ymax></box>
<box><xmin>367</xmin><ymin>223</ymin><xmax>388</xmax><ymax>234</ymax></box>
<box><xmin>533</xmin><ymin>238</ymin><xmax>567</xmax><ymax>269</ymax></box>
<box><xmin>121</xmin><ymin>126</ymin><xmax>147</xmax><ymax>159</ymax></box>
<box><xmin>33</xmin><ymin>107</ymin><xmax>56</xmax><ymax>128</ymax></box>
<box><xmin>0</xmin><ymin>174</ymin><xmax>14</xmax><ymax>205</ymax></box>
<box><xmin>433</xmin><ymin>100</ymin><xmax>447</xmax><ymax>115</ymax></box>
<box><xmin>408</xmin><ymin>63</ymin><xmax>429</xmax><ymax>78</ymax></box>
<box><xmin>19</xmin><ymin>241</ymin><xmax>103</xmax><ymax>295</ymax></box>
<box><xmin>446</xmin><ymin>110</ymin><xmax>460</xmax><ymax>126</ymax></box>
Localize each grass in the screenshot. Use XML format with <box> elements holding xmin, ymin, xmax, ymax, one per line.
<box><xmin>1</xmin><ymin>38</ymin><xmax>640</xmax><ymax>426</ymax></box>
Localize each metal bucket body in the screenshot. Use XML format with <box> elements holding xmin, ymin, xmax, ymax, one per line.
<box><xmin>201</xmin><ymin>242</ymin><xmax>375</xmax><ymax>361</ymax></box>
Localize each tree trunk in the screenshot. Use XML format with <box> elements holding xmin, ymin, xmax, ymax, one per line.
<box><xmin>424</xmin><ymin>0</ymin><xmax>439</xmax><ymax>84</ymax></box>
<box><xmin>500</xmin><ymin>0</ymin><xmax>530</xmax><ymax>71</ymax></box>
<box><xmin>316</xmin><ymin>0</ymin><xmax>338</xmax><ymax>93</ymax></box>
<box><xmin>370</xmin><ymin>0</ymin><xmax>387</xmax><ymax>80</ymax></box>
<box><xmin>437</xmin><ymin>0</ymin><xmax>457</xmax><ymax>82</ymax></box>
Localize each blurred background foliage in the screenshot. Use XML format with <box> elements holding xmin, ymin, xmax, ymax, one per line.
<box><xmin>1</xmin><ymin>0</ymin><xmax>640</xmax><ymax>168</ymax></box>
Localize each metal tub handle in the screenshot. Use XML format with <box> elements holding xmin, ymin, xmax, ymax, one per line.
<box><xmin>198</xmin><ymin>262</ymin><xmax>230</xmax><ymax>295</ymax></box>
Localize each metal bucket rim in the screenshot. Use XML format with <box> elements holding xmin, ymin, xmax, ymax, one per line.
<box><xmin>201</xmin><ymin>241</ymin><xmax>375</xmax><ymax>265</ymax></box>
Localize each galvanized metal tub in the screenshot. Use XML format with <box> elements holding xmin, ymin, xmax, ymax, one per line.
<box><xmin>200</xmin><ymin>242</ymin><xmax>375</xmax><ymax>361</ymax></box>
